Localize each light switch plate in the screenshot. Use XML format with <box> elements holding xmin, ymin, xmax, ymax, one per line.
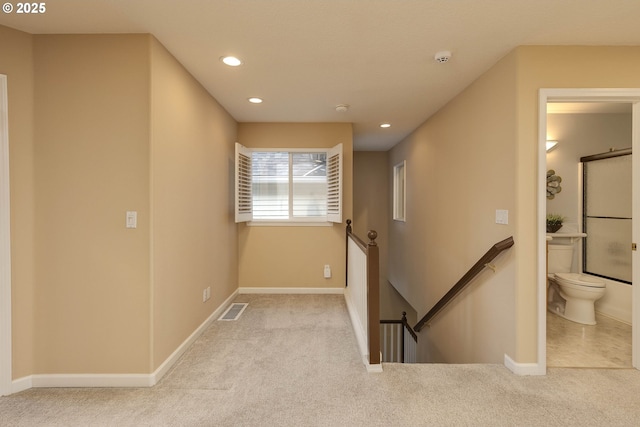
<box><xmin>495</xmin><ymin>209</ymin><xmax>508</xmax><ymax>225</ymax></box>
<box><xmin>126</xmin><ymin>211</ymin><xmax>137</xmax><ymax>229</ymax></box>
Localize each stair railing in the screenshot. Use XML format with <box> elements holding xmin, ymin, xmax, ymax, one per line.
<box><xmin>380</xmin><ymin>312</ymin><xmax>417</xmax><ymax>363</ymax></box>
<box><xmin>414</xmin><ymin>236</ymin><xmax>514</xmax><ymax>332</ymax></box>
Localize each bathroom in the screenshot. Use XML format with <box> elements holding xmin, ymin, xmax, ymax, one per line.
<box><xmin>546</xmin><ymin>102</ymin><xmax>633</xmax><ymax>368</ymax></box>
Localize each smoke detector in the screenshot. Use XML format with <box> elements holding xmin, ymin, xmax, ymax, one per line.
<box><xmin>434</xmin><ymin>51</ymin><xmax>452</xmax><ymax>63</ymax></box>
<box><xmin>335</xmin><ymin>104</ymin><xmax>349</xmax><ymax>113</ymax></box>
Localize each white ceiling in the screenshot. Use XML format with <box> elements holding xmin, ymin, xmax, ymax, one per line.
<box><xmin>2</xmin><ymin>0</ymin><xmax>640</xmax><ymax>150</ymax></box>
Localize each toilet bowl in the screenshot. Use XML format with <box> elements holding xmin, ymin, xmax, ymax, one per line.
<box><xmin>547</xmin><ymin>244</ymin><xmax>606</xmax><ymax>325</ymax></box>
<box><xmin>553</xmin><ymin>272</ymin><xmax>606</xmax><ymax>325</ymax></box>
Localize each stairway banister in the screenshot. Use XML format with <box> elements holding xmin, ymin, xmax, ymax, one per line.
<box><xmin>413</xmin><ymin>236</ymin><xmax>514</xmax><ymax>332</ymax></box>
<box><xmin>367</xmin><ymin>231</ymin><xmax>380</xmax><ymax>365</ymax></box>
<box><xmin>345</xmin><ymin>219</ymin><xmax>381</xmax><ymax>367</ymax></box>
<box><xmin>401</xmin><ymin>311</ymin><xmax>418</xmax><ymax>342</ymax></box>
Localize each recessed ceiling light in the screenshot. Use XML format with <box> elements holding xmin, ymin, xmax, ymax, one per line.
<box><xmin>248</xmin><ymin>97</ymin><xmax>263</xmax><ymax>104</ymax></box>
<box><xmin>221</xmin><ymin>56</ymin><xmax>242</xmax><ymax>66</ymax></box>
<box><xmin>380</xmin><ymin>123</ymin><xmax>391</xmax><ymax>128</ymax></box>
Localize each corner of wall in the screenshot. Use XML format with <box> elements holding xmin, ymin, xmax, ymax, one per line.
<box><xmin>149</xmin><ymin>39</ymin><xmax>239</xmax><ymax>371</ymax></box>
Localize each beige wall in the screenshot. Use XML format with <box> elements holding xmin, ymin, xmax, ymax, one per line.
<box><xmin>33</xmin><ymin>34</ymin><xmax>152</xmax><ymax>373</ymax></box>
<box><xmin>353</xmin><ymin>151</ymin><xmax>416</xmax><ymax>324</ymax></box>
<box><xmin>2</xmin><ymin>28</ymin><xmax>239</xmax><ymax>378</ymax></box>
<box><xmin>388</xmin><ymin>52</ymin><xmax>518</xmax><ymax>363</ymax></box>
<box><xmin>237</xmin><ymin>123</ymin><xmax>352</xmax><ymax>289</ymax></box>
<box><xmin>150</xmin><ymin>39</ymin><xmax>238</xmax><ymax>369</ymax></box>
<box><xmin>389</xmin><ymin>46</ymin><xmax>640</xmax><ymax>365</ymax></box>
<box><xmin>0</xmin><ymin>25</ymin><xmax>36</xmax><ymax>379</ymax></box>
<box><xmin>353</xmin><ymin>152</ymin><xmax>388</xmax><ymax>273</ymax></box>
<box><xmin>514</xmin><ymin>46</ymin><xmax>640</xmax><ymax>362</ymax></box>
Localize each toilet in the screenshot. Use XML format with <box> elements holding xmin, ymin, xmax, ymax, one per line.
<box><xmin>547</xmin><ymin>244</ymin><xmax>606</xmax><ymax>325</ymax></box>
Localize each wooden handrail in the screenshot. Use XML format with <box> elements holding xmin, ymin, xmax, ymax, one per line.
<box><xmin>346</xmin><ymin>220</ymin><xmax>368</xmax><ymax>251</ymax></box>
<box><xmin>413</xmin><ymin>236</ymin><xmax>514</xmax><ymax>332</ymax></box>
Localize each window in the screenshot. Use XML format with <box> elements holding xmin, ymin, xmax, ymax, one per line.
<box><xmin>393</xmin><ymin>160</ymin><xmax>406</xmax><ymax>222</ymax></box>
<box><xmin>235</xmin><ymin>143</ymin><xmax>342</xmax><ymax>224</ymax></box>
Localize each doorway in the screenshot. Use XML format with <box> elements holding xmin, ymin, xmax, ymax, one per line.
<box><xmin>538</xmin><ymin>89</ymin><xmax>640</xmax><ymax>373</ymax></box>
<box><xmin>546</xmin><ymin>103</ymin><xmax>632</xmax><ymax>367</ymax></box>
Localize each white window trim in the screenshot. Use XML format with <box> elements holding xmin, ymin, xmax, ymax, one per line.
<box><xmin>235</xmin><ymin>143</ymin><xmax>342</xmax><ymax>226</ymax></box>
<box><xmin>393</xmin><ymin>160</ymin><xmax>406</xmax><ymax>222</ymax></box>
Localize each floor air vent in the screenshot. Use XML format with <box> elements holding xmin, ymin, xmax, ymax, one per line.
<box><xmin>218</xmin><ymin>303</ymin><xmax>248</xmax><ymax>321</ymax></box>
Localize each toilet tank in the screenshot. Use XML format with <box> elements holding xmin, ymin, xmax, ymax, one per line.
<box><xmin>548</xmin><ymin>244</ymin><xmax>573</xmax><ymax>274</ymax></box>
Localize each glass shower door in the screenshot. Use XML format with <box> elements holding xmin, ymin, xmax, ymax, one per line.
<box><xmin>583</xmin><ymin>152</ymin><xmax>632</xmax><ymax>284</ymax></box>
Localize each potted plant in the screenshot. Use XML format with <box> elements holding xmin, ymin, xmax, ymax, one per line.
<box><xmin>546</xmin><ymin>213</ymin><xmax>564</xmax><ymax>233</ymax></box>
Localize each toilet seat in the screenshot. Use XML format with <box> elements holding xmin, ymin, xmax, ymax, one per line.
<box><xmin>554</xmin><ymin>272</ymin><xmax>605</xmax><ymax>289</ymax></box>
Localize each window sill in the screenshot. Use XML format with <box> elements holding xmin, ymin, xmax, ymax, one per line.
<box><xmin>247</xmin><ymin>221</ymin><xmax>333</xmax><ymax>227</ymax></box>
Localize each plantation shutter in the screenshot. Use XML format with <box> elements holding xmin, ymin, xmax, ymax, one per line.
<box><xmin>235</xmin><ymin>142</ymin><xmax>253</xmax><ymax>223</ymax></box>
<box><xmin>326</xmin><ymin>143</ymin><xmax>343</xmax><ymax>223</ymax></box>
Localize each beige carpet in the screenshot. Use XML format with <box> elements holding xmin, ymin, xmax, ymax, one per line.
<box><xmin>2</xmin><ymin>294</ymin><xmax>640</xmax><ymax>426</ymax></box>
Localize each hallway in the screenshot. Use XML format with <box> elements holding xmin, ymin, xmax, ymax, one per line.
<box><xmin>1</xmin><ymin>294</ymin><xmax>640</xmax><ymax>426</ymax></box>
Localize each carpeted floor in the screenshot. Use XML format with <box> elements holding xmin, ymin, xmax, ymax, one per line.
<box><xmin>1</xmin><ymin>294</ymin><xmax>640</xmax><ymax>426</ymax></box>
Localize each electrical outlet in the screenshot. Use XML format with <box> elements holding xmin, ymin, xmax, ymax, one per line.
<box><xmin>324</xmin><ymin>264</ymin><xmax>331</xmax><ymax>279</ymax></box>
<box><xmin>206</xmin><ymin>286</ymin><xmax>211</xmax><ymax>300</ymax></box>
<box><xmin>203</xmin><ymin>289</ymin><xmax>207</xmax><ymax>302</ymax></box>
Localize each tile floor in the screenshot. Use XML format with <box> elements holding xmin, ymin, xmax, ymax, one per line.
<box><xmin>547</xmin><ymin>310</ymin><xmax>632</xmax><ymax>368</ymax></box>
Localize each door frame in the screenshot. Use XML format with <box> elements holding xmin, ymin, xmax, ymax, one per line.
<box><xmin>538</xmin><ymin>88</ymin><xmax>640</xmax><ymax>372</ymax></box>
<box><xmin>0</xmin><ymin>74</ymin><xmax>11</xmax><ymax>396</ymax></box>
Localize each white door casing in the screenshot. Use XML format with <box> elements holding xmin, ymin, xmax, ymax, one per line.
<box><xmin>0</xmin><ymin>74</ymin><xmax>11</xmax><ymax>396</ymax></box>
<box><xmin>538</xmin><ymin>88</ymin><xmax>640</xmax><ymax>373</ymax></box>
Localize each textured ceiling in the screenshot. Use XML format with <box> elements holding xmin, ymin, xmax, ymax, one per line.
<box><xmin>2</xmin><ymin>0</ymin><xmax>640</xmax><ymax>150</ymax></box>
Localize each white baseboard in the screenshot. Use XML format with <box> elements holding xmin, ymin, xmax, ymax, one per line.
<box><xmin>365</xmin><ymin>359</ymin><xmax>383</xmax><ymax>373</ymax></box>
<box><xmin>150</xmin><ymin>288</ymin><xmax>240</xmax><ymax>385</ymax></box>
<box><xmin>10</xmin><ymin>289</ymin><xmax>240</xmax><ymax>392</ymax></box>
<box><xmin>11</xmin><ymin>375</ymin><xmax>32</xmax><ymax>394</ymax></box>
<box><xmin>238</xmin><ymin>287</ymin><xmax>344</xmax><ymax>295</ymax></box>
<box><xmin>504</xmin><ymin>353</ymin><xmax>545</xmax><ymax>376</ymax></box>
<box><xmin>344</xmin><ymin>290</ymin><xmax>382</xmax><ymax>373</ymax></box>
<box><xmin>596</xmin><ymin>309</ymin><xmax>632</xmax><ymax>326</ymax></box>
<box><xmin>344</xmin><ymin>292</ymin><xmax>368</xmax><ymax>359</ymax></box>
<box><xmin>31</xmin><ymin>373</ymin><xmax>154</xmax><ymax>388</ymax></box>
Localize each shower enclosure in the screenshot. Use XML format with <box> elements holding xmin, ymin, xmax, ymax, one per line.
<box><xmin>582</xmin><ymin>148</ymin><xmax>632</xmax><ymax>284</ymax></box>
